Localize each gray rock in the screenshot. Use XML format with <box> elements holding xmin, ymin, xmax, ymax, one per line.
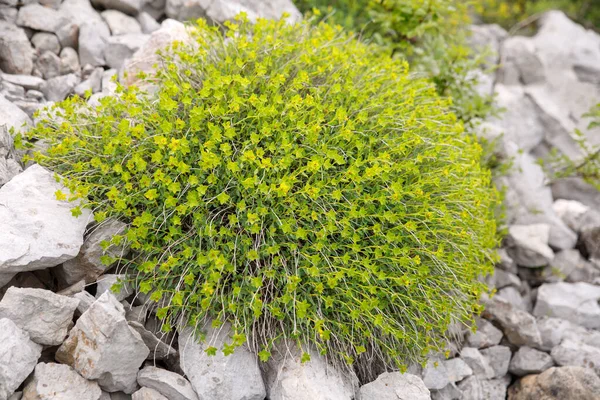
<box><xmin>59</xmin><ymin>47</ymin><xmax>80</xmax><ymax>75</ymax></box>
<box><xmin>104</xmin><ymin>34</ymin><xmax>149</xmax><ymax>70</ymax></box>
<box><xmin>73</xmin><ymin>290</ymin><xmax>96</xmax><ymax>316</ymax></box>
<box><xmin>509</xmin><ymin>346</ymin><xmax>554</xmax><ymax>376</ymax></box>
<box><xmin>95</xmin><ymin>274</ymin><xmax>133</xmax><ymax>301</ymax></box>
<box><xmin>0</xmin><ymin>7</ymin><xmax>17</xmax><ymax>23</ymax></box>
<box><xmin>358</xmin><ymin>372</ymin><xmax>430</xmax><ymax>400</ymax></box>
<box><xmin>137</xmin><ymin>12</ymin><xmax>160</xmax><ymax>34</ymax></box>
<box><xmin>13</xmin><ymin>99</ymin><xmax>44</xmax><ymax>119</ymax></box>
<box><xmin>505</xmin><ymin>224</ymin><xmax>554</xmax><ymax>267</ymax></box>
<box><xmin>179</xmin><ymin>322</ymin><xmax>266</xmax><ymax>400</ymax></box>
<box><xmin>124</xmin><ymin>303</ymin><xmax>145</xmax><ymax>324</ymax></box>
<box><xmin>490</xmin><ymin>268</ymin><xmax>521</xmax><ymax>290</ymax></box>
<box><xmin>166</xmin><ymin>0</ymin><xmax>301</xmax><ymax>23</ymax></box>
<box><xmin>547</xmin><ymin>249</ymin><xmax>600</xmax><ymax>283</ymax></box>
<box><xmin>35</xmin><ymin>51</ymin><xmax>61</xmax><ymax>79</ymax></box>
<box><xmin>457</xmin><ymin>376</ymin><xmax>509</xmax><ymax>400</ymax></box>
<box><xmin>480</xmin><ymin>345</ymin><xmax>511</xmax><ymax>379</ymax></box>
<box><xmin>0</xmin><ymin>157</ymin><xmax>21</xmax><ymax>187</ymax></box>
<box><xmin>137</xmin><ymin>366</ymin><xmax>198</xmax><ymax>400</ymax></box>
<box><xmin>74</xmin><ymin>67</ymin><xmax>103</xmax><ymax>97</ymax></box>
<box><xmin>553</xmin><ymin>199</ymin><xmax>591</xmax><ymax>233</ymax></box>
<box><xmin>56</xmin><ymin>292</ymin><xmax>149</xmax><ymax>393</ymax></box>
<box><xmin>533</xmin><ymin>282</ymin><xmax>600</xmax><ymax>329</ymax></box>
<box><xmin>102</xmin><ymin>10</ymin><xmax>141</xmax><ymax>35</ymax></box>
<box><xmin>430</xmin><ymin>383</ymin><xmax>461</xmax><ymax>400</ymax></box>
<box><xmin>0</xmin><ymin>318</ymin><xmax>42</xmax><ymax>400</ymax></box>
<box><xmin>482</xmin><ymin>297</ymin><xmax>542</xmax><ymax>348</ymax></box>
<box><xmin>0</xmin><ymin>22</ymin><xmax>34</xmax><ymax>75</ymax></box>
<box><xmin>22</xmin><ymin>362</ymin><xmax>103</xmax><ymax>399</ymax></box>
<box><xmin>131</xmin><ymin>388</ymin><xmax>166</xmax><ymax>400</ymax></box>
<box><xmin>128</xmin><ymin>321</ymin><xmax>177</xmax><ymax>361</ymax></box>
<box><xmin>31</xmin><ymin>32</ymin><xmax>61</xmax><ymax>55</ymax></box>
<box><xmin>444</xmin><ymin>358</ymin><xmax>473</xmax><ymax>383</ymax></box>
<box><xmin>460</xmin><ymin>347</ymin><xmax>495</xmax><ymax>379</ymax></box>
<box><xmin>537</xmin><ymin>317</ymin><xmax>600</xmax><ymax>352</ymax></box>
<box><xmin>1</xmin><ymin>80</ymin><xmax>25</xmax><ymax>101</ymax></box>
<box><xmin>0</xmin><ymin>93</ymin><xmax>32</xmax><ymax>132</ymax></box>
<box><xmin>552</xmin><ymin>177</ymin><xmax>600</xmax><ymax>211</ymax></box>
<box><xmin>92</xmin><ymin>0</ymin><xmax>143</xmax><ymax>15</ymax></box>
<box><xmin>0</xmin><ymin>164</ymin><xmax>90</xmax><ymax>273</ymax></box>
<box><xmin>55</xmin><ymin>22</ymin><xmax>79</xmax><ymax>49</ymax></box>
<box><xmin>79</xmin><ymin>22</ymin><xmax>110</xmax><ymax>67</ymax></box>
<box><xmin>579</xmin><ymin>226</ymin><xmax>600</xmax><ymax>263</ymax></box>
<box><xmin>551</xmin><ymin>339</ymin><xmax>600</xmax><ymax>375</ymax></box>
<box><xmin>0</xmin><ymin>287</ymin><xmax>79</xmax><ymax>345</ymax></box>
<box><xmin>422</xmin><ymin>359</ymin><xmax>451</xmax><ymax>390</ymax></box>
<box><xmin>1</xmin><ymin>73</ymin><xmax>44</xmax><ymax>91</ymax></box>
<box><xmin>497</xmin><ymin>36</ymin><xmax>545</xmax><ymax>85</ymax></box>
<box><xmin>102</xmin><ymin>69</ymin><xmax>117</xmax><ymax>94</ymax></box>
<box><xmin>495</xmin><ymin>286</ymin><xmax>529</xmax><ymax>311</ymax></box>
<box><xmin>16</xmin><ymin>4</ymin><xmax>65</xmax><ymax>32</ymax></box>
<box><xmin>41</xmin><ymin>73</ymin><xmax>79</xmax><ymax>101</ymax></box>
<box><xmin>507</xmin><ymin>366</ymin><xmax>600</xmax><ymax>400</ymax></box>
<box><xmin>110</xmin><ymin>392</ymin><xmax>132</xmax><ymax>400</ymax></box>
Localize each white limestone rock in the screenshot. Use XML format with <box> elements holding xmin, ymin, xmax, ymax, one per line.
<box><xmin>533</xmin><ymin>282</ymin><xmax>600</xmax><ymax>329</ymax></box>
<box><xmin>358</xmin><ymin>372</ymin><xmax>430</xmax><ymax>400</ymax></box>
<box><xmin>537</xmin><ymin>317</ymin><xmax>600</xmax><ymax>352</ymax></box>
<box><xmin>0</xmin><ymin>164</ymin><xmax>91</xmax><ymax>273</ymax></box>
<box><xmin>22</xmin><ymin>362</ymin><xmax>103</xmax><ymax>400</ymax></box>
<box><xmin>0</xmin><ymin>287</ymin><xmax>79</xmax><ymax>345</ymax></box>
<box><xmin>166</xmin><ymin>0</ymin><xmax>301</xmax><ymax>24</ymax></box>
<box><xmin>137</xmin><ymin>366</ymin><xmax>198</xmax><ymax>400</ymax></box>
<box><xmin>505</xmin><ymin>224</ymin><xmax>554</xmax><ymax>267</ymax></box>
<box><xmin>0</xmin><ymin>22</ymin><xmax>34</xmax><ymax>75</ymax></box>
<box><xmin>460</xmin><ymin>347</ymin><xmax>495</xmax><ymax>379</ymax></box>
<box><xmin>509</xmin><ymin>346</ymin><xmax>554</xmax><ymax>377</ymax></box>
<box><xmin>0</xmin><ymin>93</ymin><xmax>32</xmax><ymax>132</ymax></box>
<box><xmin>0</xmin><ymin>318</ymin><xmax>42</xmax><ymax>400</ymax></box>
<box><xmin>131</xmin><ymin>387</ymin><xmax>167</xmax><ymax>400</ymax></box>
<box><xmin>551</xmin><ymin>339</ymin><xmax>600</xmax><ymax>375</ymax></box>
<box><xmin>482</xmin><ymin>297</ymin><xmax>542</xmax><ymax>348</ymax></box>
<box><xmin>102</xmin><ymin>10</ymin><xmax>142</xmax><ymax>35</ymax></box>
<box><xmin>480</xmin><ymin>346</ymin><xmax>511</xmax><ymax>379</ymax></box>
<box><xmin>56</xmin><ymin>292</ymin><xmax>149</xmax><ymax>394</ymax></box>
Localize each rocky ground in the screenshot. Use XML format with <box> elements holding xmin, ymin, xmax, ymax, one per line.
<box><xmin>0</xmin><ymin>1</ymin><xmax>600</xmax><ymax>399</ymax></box>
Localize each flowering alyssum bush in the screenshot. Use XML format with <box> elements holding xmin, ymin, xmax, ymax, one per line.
<box><xmin>27</xmin><ymin>16</ymin><xmax>497</xmax><ymax>375</ymax></box>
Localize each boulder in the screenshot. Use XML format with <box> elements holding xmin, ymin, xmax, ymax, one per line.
<box><xmin>508</xmin><ymin>366</ymin><xmax>600</xmax><ymax>400</ymax></box>
<box><xmin>482</xmin><ymin>298</ymin><xmax>542</xmax><ymax>348</ymax></box>
<box><xmin>509</xmin><ymin>346</ymin><xmax>554</xmax><ymax>377</ymax></box>
<box><xmin>444</xmin><ymin>358</ymin><xmax>473</xmax><ymax>383</ymax></box>
<box><xmin>31</xmin><ymin>32</ymin><xmax>61</xmax><ymax>55</ymax></box>
<box><xmin>551</xmin><ymin>339</ymin><xmax>600</xmax><ymax>375</ymax></box>
<box><xmin>460</xmin><ymin>347</ymin><xmax>495</xmax><ymax>379</ymax></box>
<box><xmin>137</xmin><ymin>12</ymin><xmax>160</xmax><ymax>34</ymax></box>
<box><xmin>78</xmin><ymin>22</ymin><xmax>110</xmax><ymax>67</ymax></box>
<box><xmin>41</xmin><ymin>73</ymin><xmax>80</xmax><ymax>101</ymax></box>
<box><xmin>104</xmin><ymin>34</ymin><xmax>150</xmax><ymax>70</ymax></box>
<box><xmin>505</xmin><ymin>224</ymin><xmax>554</xmax><ymax>267</ymax></box>
<box><xmin>480</xmin><ymin>346</ymin><xmax>511</xmax><ymax>379</ymax></box>
<box><xmin>56</xmin><ymin>292</ymin><xmax>149</xmax><ymax>393</ymax></box>
<box><xmin>74</xmin><ymin>67</ymin><xmax>103</xmax><ymax>97</ymax></box>
<box><xmin>179</xmin><ymin>323</ymin><xmax>266</xmax><ymax>400</ymax></box>
<box><xmin>35</xmin><ymin>51</ymin><xmax>61</xmax><ymax>80</ymax></box>
<box><xmin>0</xmin><ymin>22</ymin><xmax>33</xmax><ymax>75</ymax></box>
<box><xmin>95</xmin><ymin>274</ymin><xmax>133</xmax><ymax>301</ymax></box>
<box><xmin>547</xmin><ymin>249</ymin><xmax>600</xmax><ymax>283</ymax></box>
<box><xmin>458</xmin><ymin>376</ymin><xmax>509</xmax><ymax>400</ymax></box>
<box><xmin>495</xmin><ymin>286</ymin><xmax>529</xmax><ymax>312</ymax></box>
<box><xmin>465</xmin><ymin>318</ymin><xmax>503</xmax><ymax>349</ymax></box>
<box><xmin>537</xmin><ymin>317</ymin><xmax>600</xmax><ymax>352</ymax></box>
<box><xmin>497</xmin><ymin>36</ymin><xmax>545</xmax><ymax>85</ymax></box>
<box><xmin>16</xmin><ymin>4</ymin><xmax>65</xmax><ymax>33</ymax></box>
<box><xmin>0</xmin><ymin>93</ymin><xmax>31</xmax><ymax>134</ymax></box>
<box><xmin>165</xmin><ymin>0</ymin><xmax>301</xmax><ymax>24</ymax></box>
<box><xmin>0</xmin><ymin>318</ymin><xmax>42</xmax><ymax>399</ymax></box>
<box><xmin>131</xmin><ymin>387</ymin><xmax>166</xmax><ymax>400</ymax></box>
<box><xmin>59</xmin><ymin>47</ymin><xmax>80</xmax><ymax>75</ymax></box>
<box><xmin>0</xmin><ymin>164</ymin><xmax>91</xmax><ymax>273</ymax></box>
<box><xmin>102</xmin><ymin>10</ymin><xmax>141</xmax><ymax>35</ymax></box>
<box><xmin>0</xmin><ymin>287</ymin><xmax>79</xmax><ymax>345</ymax></box>
<box><xmin>1</xmin><ymin>73</ymin><xmax>44</xmax><ymax>91</ymax></box>
<box><xmin>552</xmin><ymin>177</ymin><xmax>600</xmax><ymax>211</ymax></box>
<box><xmin>533</xmin><ymin>282</ymin><xmax>600</xmax><ymax>329</ymax></box>
<box><xmin>137</xmin><ymin>366</ymin><xmax>198</xmax><ymax>400</ymax></box>
<box><xmin>358</xmin><ymin>372</ymin><xmax>430</xmax><ymax>400</ymax></box>
<box><xmin>22</xmin><ymin>362</ymin><xmax>103</xmax><ymax>399</ymax></box>
<box><xmin>72</xmin><ymin>290</ymin><xmax>96</xmax><ymax>316</ymax></box>
<box><xmin>128</xmin><ymin>321</ymin><xmax>177</xmax><ymax>361</ymax></box>
<box><xmin>421</xmin><ymin>359</ymin><xmax>451</xmax><ymax>391</ymax></box>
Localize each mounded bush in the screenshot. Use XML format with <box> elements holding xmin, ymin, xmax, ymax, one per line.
<box><xmin>27</xmin><ymin>16</ymin><xmax>497</xmax><ymax>374</ymax></box>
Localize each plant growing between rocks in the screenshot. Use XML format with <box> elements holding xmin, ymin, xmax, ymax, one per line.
<box><xmin>25</xmin><ymin>15</ymin><xmax>498</xmax><ymax>379</ymax></box>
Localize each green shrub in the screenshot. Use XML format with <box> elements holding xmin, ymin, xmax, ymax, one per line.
<box><xmin>27</xmin><ymin>16</ymin><xmax>497</xmax><ymax>375</ymax></box>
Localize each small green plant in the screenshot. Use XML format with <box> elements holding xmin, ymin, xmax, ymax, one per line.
<box><xmin>543</xmin><ymin>104</ymin><xmax>600</xmax><ymax>189</ymax></box>
<box><xmin>26</xmin><ymin>16</ymin><xmax>497</xmax><ymax>377</ymax></box>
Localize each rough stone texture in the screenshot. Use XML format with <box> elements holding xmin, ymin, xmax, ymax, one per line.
<box><xmin>552</xmin><ymin>177</ymin><xmax>600</xmax><ymax>211</ymax></box>
<box><xmin>79</xmin><ymin>22</ymin><xmax>110</xmax><ymax>67</ymax></box>
<box><xmin>533</xmin><ymin>282</ymin><xmax>600</xmax><ymax>329</ymax></box>
<box><xmin>508</xmin><ymin>366</ymin><xmax>600</xmax><ymax>400</ymax></box>
<box><xmin>482</xmin><ymin>297</ymin><xmax>542</xmax><ymax>348</ymax></box>
<box><xmin>0</xmin><ymin>318</ymin><xmax>42</xmax><ymax>400</ymax></box>
<box><xmin>431</xmin><ymin>383</ymin><xmax>461</xmax><ymax>400</ymax></box>
<box><xmin>137</xmin><ymin>366</ymin><xmax>198</xmax><ymax>400</ymax></box>
<box><xmin>444</xmin><ymin>358</ymin><xmax>473</xmax><ymax>383</ymax></box>
<box><xmin>59</xmin><ymin>47</ymin><xmax>80</xmax><ymax>75</ymax></box>
<box><xmin>16</xmin><ymin>4</ymin><xmax>65</xmax><ymax>32</ymax></box>
<box><xmin>92</xmin><ymin>0</ymin><xmax>144</xmax><ymax>15</ymax></box>
<box><xmin>131</xmin><ymin>387</ymin><xmax>167</xmax><ymax>400</ymax></box>
<box><xmin>505</xmin><ymin>224</ymin><xmax>554</xmax><ymax>267</ymax></box>
<box><xmin>0</xmin><ymin>287</ymin><xmax>79</xmax><ymax>345</ymax></box>
<box><xmin>22</xmin><ymin>362</ymin><xmax>103</xmax><ymax>400</ymax></box>
<box><xmin>498</xmin><ymin>36</ymin><xmax>545</xmax><ymax>85</ymax></box>
<box><xmin>165</xmin><ymin>0</ymin><xmax>301</xmax><ymax>24</ymax></box>
<box><xmin>95</xmin><ymin>274</ymin><xmax>133</xmax><ymax>301</ymax></box>
<box><xmin>73</xmin><ymin>290</ymin><xmax>96</xmax><ymax>316</ymax></box>
<box><xmin>509</xmin><ymin>346</ymin><xmax>554</xmax><ymax>376</ymax></box>
<box><xmin>56</xmin><ymin>292</ymin><xmax>149</xmax><ymax>394</ymax></box>
<box><xmin>0</xmin><ymin>22</ymin><xmax>34</xmax><ymax>76</ymax></box>
<box><xmin>358</xmin><ymin>372</ymin><xmax>430</xmax><ymax>400</ymax></box>
<box><xmin>458</xmin><ymin>376</ymin><xmax>509</xmax><ymax>400</ymax></box>
<box><xmin>1</xmin><ymin>73</ymin><xmax>44</xmax><ymax>91</ymax></box>
<box><xmin>129</xmin><ymin>321</ymin><xmax>176</xmax><ymax>361</ymax></box>
<box><xmin>73</xmin><ymin>67</ymin><xmax>103</xmax><ymax>97</ymax></box>
<box><xmin>547</xmin><ymin>249</ymin><xmax>600</xmax><ymax>283</ymax></box>
<box><xmin>460</xmin><ymin>347</ymin><xmax>495</xmax><ymax>379</ymax></box>
<box><xmin>0</xmin><ymin>93</ymin><xmax>32</xmax><ymax>133</ymax></box>
<box><xmin>553</xmin><ymin>199</ymin><xmax>591</xmax><ymax>232</ymax></box>
<box><xmin>35</xmin><ymin>51</ymin><xmax>61</xmax><ymax>79</ymax></box>
<box><xmin>495</xmin><ymin>286</ymin><xmax>529</xmax><ymax>311</ymax></box>
<box><xmin>537</xmin><ymin>317</ymin><xmax>600</xmax><ymax>352</ymax></box>
<box><xmin>31</xmin><ymin>32</ymin><xmax>61</xmax><ymax>55</ymax></box>
<box><xmin>137</xmin><ymin>12</ymin><xmax>160</xmax><ymax>34</ymax></box>
<box><xmin>550</xmin><ymin>339</ymin><xmax>600</xmax><ymax>375</ymax></box>
<box><xmin>0</xmin><ymin>164</ymin><xmax>91</xmax><ymax>273</ymax></box>
<box><xmin>104</xmin><ymin>34</ymin><xmax>149</xmax><ymax>70</ymax></box>
<box><xmin>580</xmin><ymin>226</ymin><xmax>600</xmax><ymax>262</ymax></box>
<box><xmin>41</xmin><ymin>73</ymin><xmax>79</xmax><ymax>101</ymax></box>
<box><xmin>421</xmin><ymin>359</ymin><xmax>451</xmax><ymax>390</ymax></box>
<box><xmin>102</xmin><ymin>10</ymin><xmax>141</xmax><ymax>35</ymax></box>
<box><xmin>179</xmin><ymin>322</ymin><xmax>266</xmax><ymax>400</ymax></box>
<box><xmin>481</xmin><ymin>346</ymin><xmax>511</xmax><ymax>379</ymax></box>
<box><xmin>123</xmin><ymin>19</ymin><xmax>191</xmax><ymax>89</ymax></box>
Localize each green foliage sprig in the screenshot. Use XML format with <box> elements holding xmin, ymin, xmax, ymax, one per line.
<box><xmin>26</xmin><ymin>16</ymin><xmax>498</xmax><ymax>376</ymax></box>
